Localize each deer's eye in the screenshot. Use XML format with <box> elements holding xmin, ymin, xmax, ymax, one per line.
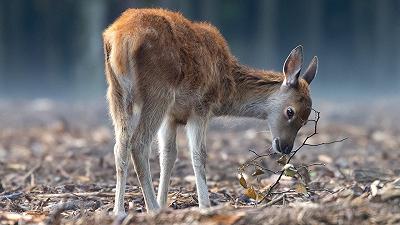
<box><xmin>286</xmin><ymin>107</ymin><xmax>295</xmax><ymax>119</ymax></box>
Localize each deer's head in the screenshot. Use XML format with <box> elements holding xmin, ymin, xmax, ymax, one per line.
<box><xmin>268</xmin><ymin>46</ymin><xmax>318</xmax><ymax>154</ymax></box>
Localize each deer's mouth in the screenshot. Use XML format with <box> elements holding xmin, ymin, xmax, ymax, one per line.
<box><xmin>272</xmin><ymin>137</ymin><xmax>293</xmax><ymax>155</ymax></box>
<box><xmin>272</xmin><ymin>137</ymin><xmax>281</xmax><ymax>153</ymax></box>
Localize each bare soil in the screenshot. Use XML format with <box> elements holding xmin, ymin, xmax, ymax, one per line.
<box><xmin>0</xmin><ymin>99</ymin><xmax>399</xmax><ymax>225</ymax></box>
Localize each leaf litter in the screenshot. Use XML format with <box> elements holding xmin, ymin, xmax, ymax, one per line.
<box><xmin>0</xmin><ymin>100</ymin><xmax>400</xmax><ymax>224</ymax></box>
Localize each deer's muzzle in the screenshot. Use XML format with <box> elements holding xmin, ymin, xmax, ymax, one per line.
<box><xmin>273</xmin><ymin>137</ymin><xmax>293</xmax><ymax>155</ymax></box>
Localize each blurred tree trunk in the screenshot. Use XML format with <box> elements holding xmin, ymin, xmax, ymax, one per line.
<box><xmin>255</xmin><ymin>0</ymin><xmax>278</xmax><ymax>68</ymax></box>
<box><xmin>0</xmin><ymin>1</ymin><xmax>25</xmax><ymax>95</ymax></box>
<box><xmin>0</xmin><ymin>2</ymin><xmax>4</xmax><ymax>91</ymax></box>
<box><xmin>305</xmin><ymin>0</ymin><xmax>322</xmax><ymax>57</ymax></box>
<box><xmin>74</xmin><ymin>0</ymin><xmax>107</xmax><ymax>99</ymax></box>
<box><xmin>375</xmin><ymin>1</ymin><xmax>396</xmax><ymax>90</ymax></box>
<box><xmin>352</xmin><ymin>0</ymin><xmax>374</xmax><ymax>89</ymax></box>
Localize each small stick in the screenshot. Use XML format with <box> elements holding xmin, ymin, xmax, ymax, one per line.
<box><xmin>303</xmin><ymin>137</ymin><xmax>348</xmax><ymax>147</ymax></box>
<box><xmin>241</xmin><ymin>108</ymin><xmax>347</xmax><ymax>205</ymax></box>
<box><xmin>0</xmin><ymin>192</ymin><xmax>24</xmax><ymax>201</ymax></box>
<box><xmin>247</xmin><ymin>162</ymin><xmax>280</xmax><ymax>174</ymax></box>
<box><xmin>264</xmin><ymin>194</ymin><xmax>284</xmax><ymax>207</ymax></box>
<box><xmin>34</xmin><ymin>191</ymin><xmax>140</xmax><ymax>199</ymax></box>
<box><xmin>257</xmin><ymin>171</ymin><xmax>285</xmax><ymax>204</ymax></box>
<box><xmin>296</xmin><ymin>162</ymin><xmax>326</xmax><ymax>170</ymax></box>
<box><xmin>22</xmin><ymin>162</ymin><xmax>42</xmax><ymax>181</ymax></box>
<box><xmin>43</xmin><ymin>199</ymin><xmax>100</xmax><ymax>211</ymax></box>
<box><xmin>44</xmin><ymin>199</ymin><xmax>100</xmax><ymax>225</ymax></box>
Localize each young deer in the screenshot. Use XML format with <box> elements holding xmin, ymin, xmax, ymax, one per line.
<box><xmin>103</xmin><ymin>8</ymin><xmax>318</xmax><ymax>215</ymax></box>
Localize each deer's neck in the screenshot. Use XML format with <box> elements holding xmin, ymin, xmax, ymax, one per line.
<box><xmin>214</xmin><ymin>63</ymin><xmax>284</xmax><ymax>119</ymax></box>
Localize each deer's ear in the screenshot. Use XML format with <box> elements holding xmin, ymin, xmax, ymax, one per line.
<box><xmin>283</xmin><ymin>45</ymin><xmax>303</xmax><ymax>88</ymax></box>
<box><xmin>302</xmin><ymin>56</ymin><xmax>318</xmax><ymax>85</ymax></box>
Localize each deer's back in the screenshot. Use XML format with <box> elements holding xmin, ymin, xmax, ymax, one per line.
<box><xmin>103</xmin><ymin>9</ymin><xmax>236</xmax><ymax>119</ymax></box>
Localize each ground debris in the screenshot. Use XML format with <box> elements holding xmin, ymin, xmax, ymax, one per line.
<box><xmin>0</xmin><ymin>101</ymin><xmax>400</xmax><ymax>224</ymax></box>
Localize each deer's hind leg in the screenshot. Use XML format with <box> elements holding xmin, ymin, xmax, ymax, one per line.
<box><xmin>127</xmin><ymin>84</ymin><xmax>174</xmax><ymax>211</ymax></box>
<box><xmin>107</xmin><ymin>76</ymin><xmax>136</xmax><ymax>216</ymax></box>
<box><xmin>109</xmin><ymin>75</ymin><xmax>173</xmax><ymax>213</ymax></box>
<box><xmin>186</xmin><ymin>114</ymin><xmax>211</xmax><ymax>208</ymax></box>
<box><xmin>157</xmin><ymin>116</ymin><xmax>178</xmax><ymax>207</ymax></box>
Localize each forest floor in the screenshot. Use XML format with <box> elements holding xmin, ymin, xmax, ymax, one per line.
<box><xmin>0</xmin><ymin>99</ymin><xmax>400</xmax><ymax>225</ymax></box>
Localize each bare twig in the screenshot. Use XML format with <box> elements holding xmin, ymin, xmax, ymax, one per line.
<box><xmin>247</xmin><ymin>162</ymin><xmax>280</xmax><ymax>174</ymax></box>
<box><xmin>45</xmin><ymin>199</ymin><xmax>100</xmax><ymax>225</ymax></box>
<box><xmin>22</xmin><ymin>161</ymin><xmax>42</xmax><ymax>181</ymax></box>
<box><xmin>264</xmin><ymin>194</ymin><xmax>284</xmax><ymax>207</ymax></box>
<box><xmin>303</xmin><ymin>137</ymin><xmax>348</xmax><ymax>147</ymax></box>
<box><xmin>239</xmin><ymin>108</ymin><xmax>347</xmax><ymax>205</ymax></box>
<box><xmin>287</xmin><ymin>108</ymin><xmax>321</xmax><ymax>163</ymax></box>
<box><xmin>43</xmin><ymin>199</ymin><xmax>100</xmax><ymax>211</ymax></box>
<box><xmin>297</xmin><ymin>162</ymin><xmax>326</xmax><ymax>170</ymax></box>
<box><xmin>238</xmin><ymin>148</ymin><xmax>277</xmax><ymax>174</ymax></box>
<box><xmin>247</xmin><ymin>148</ymin><xmax>275</xmax><ymax>162</ymax></box>
<box><xmin>257</xmin><ymin>171</ymin><xmax>284</xmax><ymax>204</ymax></box>
<box><xmin>34</xmin><ymin>191</ymin><xmax>141</xmax><ymax>199</ymax></box>
<box><xmin>0</xmin><ymin>192</ymin><xmax>24</xmax><ymax>201</ymax></box>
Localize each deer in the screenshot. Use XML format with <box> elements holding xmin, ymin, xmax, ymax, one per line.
<box><xmin>103</xmin><ymin>8</ymin><xmax>318</xmax><ymax>216</ymax></box>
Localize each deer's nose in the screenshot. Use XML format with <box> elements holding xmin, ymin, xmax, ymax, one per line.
<box><xmin>274</xmin><ymin>138</ymin><xmax>293</xmax><ymax>154</ymax></box>
<box><xmin>280</xmin><ymin>142</ymin><xmax>293</xmax><ymax>154</ymax></box>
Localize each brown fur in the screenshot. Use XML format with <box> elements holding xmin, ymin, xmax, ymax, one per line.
<box><xmin>103</xmin><ymin>8</ymin><xmax>316</xmax><ymax>213</ymax></box>
<box><xmin>103</xmin><ymin>8</ymin><xmax>311</xmax><ymax>123</ymax></box>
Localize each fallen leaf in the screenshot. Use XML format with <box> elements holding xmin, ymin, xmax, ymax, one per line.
<box><xmin>295</xmin><ymin>183</ymin><xmax>308</xmax><ymax>194</ymax></box>
<box><xmin>244</xmin><ymin>187</ymin><xmax>257</xmax><ymax>200</ymax></box>
<box><xmin>239</xmin><ymin>175</ymin><xmax>247</xmax><ymax>189</ymax></box>
<box><xmin>252</xmin><ymin>169</ymin><xmax>264</xmax><ymax>176</ymax></box>
<box><xmin>297</xmin><ymin>167</ymin><xmax>311</xmax><ymax>184</ymax></box>
<box><xmin>277</xmin><ymin>155</ymin><xmax>288</xmax><ymax>165</ymax></box>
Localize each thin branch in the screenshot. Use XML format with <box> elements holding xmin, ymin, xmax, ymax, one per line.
<box><xmin>248</xmin><ymin>148</ymin><xmax>275</xmax><ymax>161</ymax></box>
<box><xmin>0</xmin><ymin>192</ymin><xmax>24</xmax><ymax>201</ymax></box>
<box><xmin>247</xmin><ymin>162</ymin><xmax>280</xmax><ymax>174</ymax></box>
<box><xmin>257</xmin><ymin>171</ymin><xmax>284</xmax><ymax>204</ymax></box>
<box><xmin>22</xmin><ymin>162</ymin><xmax>42</xmax><ymax>181</ymax></box>
<box><xmin>297</xmin><ymin>162</ymin><xmax>326</xmax><ymax>170</ymax></box>
<box><xmin>287</xmin><ymin>109</ymin><xmax>321</xmax><ymax>163</ymax></box>
<box><xmin>270</xmin><ymin>188</ymin><xmax>336</xmax><ymax>195</ymax></box>
<box><xmin>34</xmin><ymin>191</ymin><xmax>141</xmax><ymax>199</ymax></box>
<box><xmin>44</xmin><ymin>199</ymin><xmax>100</xmax><ymax>225</ymax></box>
<box><xmin>303</xmin><ymin>137</ymin><xmax>348</xmax><ymax>147</ymax></box>
<box><xmin>238</xmin><ymin>148</ymin><xmax>275</xmax><ymax>173</ymax></box>
<box><xmin>239</xmin><ymin>108</ymin><xmax>348</xmax><ymax>205</ymax></box>
<box><xmin>264</xmin><ymin>194</ymin><xmax>284</xmax><ymax>207</ymax></box>
<box><xmin>248</xmin><ymin>149</ymin><xmax>263</xmax><ymax>157</ymax></box>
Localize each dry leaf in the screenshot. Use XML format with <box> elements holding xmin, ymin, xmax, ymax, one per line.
<box><xmin>295</xmin><ymin>183</ymin><xmax>308</xmax><ymax>194</ymax></box>
<box><xmin>252</xmin><ymin>169</ymin><xmax>264</xmax><ymax>176</ymax></box>
<box><xmin>297</xmin><ymin>167</ymin><xmax>311</xmax><ymax>184</ymax></box>
<box><xmin>239</xmin><ymin>175</ymin><xmax>248</xmax><ymax>188</ymax></box>
<box><xmin>244</xmin><ymin>187</ymin><xmax>257</xmax><ymax>199</ymax></box>
<box><xmin>277</xmin><ymin>155</ymin><xmax>288</xmax><ymax>165</ymax></box>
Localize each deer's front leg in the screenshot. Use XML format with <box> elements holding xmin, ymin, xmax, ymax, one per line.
<box><xmin>186</xmin><ymin>115</ymin><xmax>211</xmax><ymax>208</ymax></box>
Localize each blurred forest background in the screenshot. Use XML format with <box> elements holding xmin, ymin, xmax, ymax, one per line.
<box><xmin>0</xmin><ymin>0</ymin><xmax>399</xmax><ymax>101</ymax></box>
<box><xmin>1</xmin><ymin>2</ymin><xmax>400</xmax><ymax>223</ymax></box>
